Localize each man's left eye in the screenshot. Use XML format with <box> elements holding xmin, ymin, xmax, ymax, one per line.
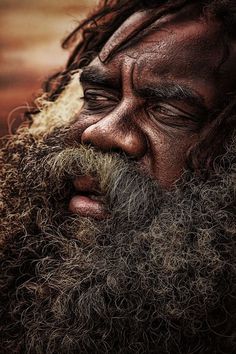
<box><xmin>149</xmin><ymin>102</ymin><xmax>196</xmax><ymax>117</ymax></box>
<box><xmin>147</xmin><ymin>102</ymin><xmax>201</xmax><ymax>129</ymax></box>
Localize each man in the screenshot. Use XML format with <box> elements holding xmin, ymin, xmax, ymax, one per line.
<box><xmin>0</xmin><ymin>0</ymin><xmax>235</xmax><ymax>353</ymax></box>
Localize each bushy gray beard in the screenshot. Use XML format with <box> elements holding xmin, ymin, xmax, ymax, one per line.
<box><xmin>0</xmin><ymin>127</ymin><xmax>236</xmax><ymax>354</ymax></box>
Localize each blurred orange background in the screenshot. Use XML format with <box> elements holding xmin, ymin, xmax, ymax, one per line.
<box><xmin>0</xmin><ymin>0</ymin><xmax>97</xmax><ymax>136</ymax></box>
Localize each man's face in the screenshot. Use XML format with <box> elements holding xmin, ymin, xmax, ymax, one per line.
<box><xmin>70</xmin><ymin>4</ymin><xmax>235</xmax><ymax>193</ymax></box>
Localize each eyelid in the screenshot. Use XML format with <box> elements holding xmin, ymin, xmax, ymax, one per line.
<box><xmin>147</xmin><ymin>102</ymin><xmax>205</xmax><ymax>133</ymax></box>
<box><xmin>83</xmin><ymin>88</ymin><xmax>120</xmax><ymax>102</ymax></box>
<box><xmin>148</xmin><ymin>111</ymin><xmax>201</xmax><ymax>133</ymax></box>
<box><xmin>148</xmin><ymin>101</ymin><xmax>200</xmax><ymax>120</ymax></box>
<box><xmin>81</xmin><ymin>89</ymin><xmax>119</xmax><ymax>113</ymax></box>
<box><xmin>84</xmin><ymin>94</ymin><xmax>109</xmax><ymax>101</ymax></box>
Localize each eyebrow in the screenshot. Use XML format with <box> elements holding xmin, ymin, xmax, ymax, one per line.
<box><xmin>80</xmin><ymin>66</ymin><xmax>120</xmax><ymax>89</ymax></box>
<box><xmin>137</xmin><ymin>83</ymin><xmax>209</xmax><ymax>114</ymax></box>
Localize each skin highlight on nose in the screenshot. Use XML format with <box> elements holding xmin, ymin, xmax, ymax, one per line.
<box><xmin>81</xmin><ymin>110</ymin><xmax>147</xmax><ymax>158</ymax></box>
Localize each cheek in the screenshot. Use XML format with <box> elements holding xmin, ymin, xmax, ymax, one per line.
<box><xmin>147</xmin><ymin>130</ymin><xmax>199</xmax><ymax>188</ymax></box>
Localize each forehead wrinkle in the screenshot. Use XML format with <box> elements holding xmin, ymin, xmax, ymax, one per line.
<box><xmin>99</xmin><ymin>6</ymin><xmax>178</xmax><ymax>63</ymax></box>
<box><xmin>121</xmin><ymin>59</ymin><xmax>136</xmax><ymax>95</ymax></box>
<box><xmin>134</xmin><ymin>22</ymin><xmax>228</xmax><ymax>80</ymax></box>
<box><xmin>99</xmin><ymin>3</ymin><xmax>204</xmax><ymax>64</ymax></box>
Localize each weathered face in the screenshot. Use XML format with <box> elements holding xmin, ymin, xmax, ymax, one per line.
<box><xmin>68</xmin><ymin>5</ymin><xmax>236</xmax><ymax>190</ymax></box>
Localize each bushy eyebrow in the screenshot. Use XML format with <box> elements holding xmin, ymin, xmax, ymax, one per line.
<box><xmin>80</xmin><ymin>66</ymin><xmax>120</xmax><ymax>88</ymax></box>
<box><xmin>137</xmin><ymin>83</ymin><xmax>209</xmax><ymax>114</ymax></box>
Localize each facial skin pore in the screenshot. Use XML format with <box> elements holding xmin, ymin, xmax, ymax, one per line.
<box><xmin>68</xmin><ymin>4</ymin><xmax>236</xmax><ymax>190</ymax></box>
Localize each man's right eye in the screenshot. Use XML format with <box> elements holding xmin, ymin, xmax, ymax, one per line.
<box><xmin>81</xmin><ymin>90</ymin><xmax>118</xmax><ymax>111</ymax></box>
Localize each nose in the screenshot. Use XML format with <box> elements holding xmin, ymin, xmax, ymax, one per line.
<box><xmin>81</xmin><ymin>111</ymin><xmax>147</xmax><ymax>158</ymax></box>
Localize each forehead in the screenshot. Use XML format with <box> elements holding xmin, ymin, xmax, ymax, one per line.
<box><xmin>126</xmin><ymin>19</ymin><xmax>222</xmax><ymax>74</ymax></box>
<box><xmin>125</xmin><ymin>17</ymin><xmax>224</xmax><ymax>98</ymax></box>
<box><xmin>85</xmin><ymin>8</ymin><xmax>236</xmax><ymax>108</ymax></box>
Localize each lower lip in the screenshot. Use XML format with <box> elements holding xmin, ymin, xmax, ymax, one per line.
<box><xmin>68</xmin><ymin>195</ymin><xmax>108</xmax><ymax>220</ymax></box>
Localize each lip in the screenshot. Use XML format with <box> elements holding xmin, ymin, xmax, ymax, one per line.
<box><xmin>68</xmin><ymin>175</ymin><xmax>109</xmax><ymax>220</ymax></box>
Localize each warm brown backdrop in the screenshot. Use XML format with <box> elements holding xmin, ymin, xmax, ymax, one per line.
<box><xmin>0</xmin><ymin>0</ymin><xmax>97</xmax><ymax>136</ymax></box>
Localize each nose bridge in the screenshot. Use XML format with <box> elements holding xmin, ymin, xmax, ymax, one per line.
<box><xmin>81</xmin><ymin>101</ymin><xmax>147</xmax><ymax>158</ymax></box>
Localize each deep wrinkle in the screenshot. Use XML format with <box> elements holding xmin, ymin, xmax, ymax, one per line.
<box><xmin>99</xmin><ymin>2</ymin><xmax>201</xmax><ymax>63</ymax></box>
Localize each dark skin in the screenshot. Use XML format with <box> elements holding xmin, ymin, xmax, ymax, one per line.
<box><xmin>68</xmin><ymin>4</ymin><xmax>236</xmax><ymax>218</ymax></box>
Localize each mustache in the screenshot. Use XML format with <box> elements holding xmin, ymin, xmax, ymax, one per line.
<box><xmin>38</xmin><ymin>142</ymin><xmax>164</xmax><ymax>230</ymax></box>
<box><xmin>0</xmin><ymin>127</ymin><xmax>164</xmax><ymax>247</ymax></box>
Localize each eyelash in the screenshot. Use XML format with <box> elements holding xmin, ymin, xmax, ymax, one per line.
<box><xmin>81</xmin><ymin>92</ymin><xmax>117</xmax><ymax>111</ymax></box>
<box><xmin>147</xmin><ymin>103</ymin><xmax>203</xmax><ymax>133</ymax></box>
